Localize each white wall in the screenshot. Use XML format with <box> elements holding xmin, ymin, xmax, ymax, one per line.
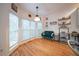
<box><xmin>42</xmin><ymin>15</ymin><xmax>59</xmax><ymax>35</ymax></box>
<box><xmin>0</xmin><ymin>3</ymin><xmax>10</xmax><ymax>55</ymax></box>
<box><xmin>69</xmin><ymin>9</ymin><xmax>79</xmax><ymax>33</ymax></box>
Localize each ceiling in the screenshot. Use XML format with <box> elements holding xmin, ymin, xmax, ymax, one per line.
<box><xmin>19</xmin><ymin>3</ymin><xmax>78</xmax><ymax>19</ymax></box>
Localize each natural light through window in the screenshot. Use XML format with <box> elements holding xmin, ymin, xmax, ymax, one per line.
<box><xmin>22</xmin><ymin>19</ymin><xmax>30</xmax><ymax>40</ymax></box>
<box><xmin>37</xmin><ymin>22</ymin><xmax>43</xmax><ymax>37</ymax></box>
<box><xmin>9</xmin><ymin>13</ymin><xmax>19</xmax><ymax>47</ymax></box>
<box><xmin>30</xmin><ymin>21</ymin><xmax>36</xmax><ymax>38</ymax></box>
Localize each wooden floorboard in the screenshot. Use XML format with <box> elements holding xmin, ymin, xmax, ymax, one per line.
<box><xmin>0</xmin><ymin>50</ymin><xmax>3</xmax><ymax>56</ymax></box>
<box><xmin>10</xmin><ymin>38</ymin><xmax>76</xmax><ymax>56</ymax></box>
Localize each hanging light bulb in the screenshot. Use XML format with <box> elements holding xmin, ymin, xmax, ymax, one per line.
<box><xmin>34</xmin><ymin>15</ymin><xmax>40</xmax><ymax>21</ymax></box>
<box><xmin>34</xmin><ymin>6</ymin><xmax>40</xmax><ymax>21</ymax></box>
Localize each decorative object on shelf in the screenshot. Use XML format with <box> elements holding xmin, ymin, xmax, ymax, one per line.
<box><xmin>45</xmin><ymin>24</ymin><xmax>48</xmax><ymax>27</ymax></box>
<box><xmin>66</xmin><ymin>21</ymin><xmax>71</xmax><ymax>25</ymax></box>
<box><xmin>50</xmin><ymin>21</ymin><xmax>57</xmax><ymax>25</ymax></box>
<box><xmin>34</xmin><ymin>6</ymin><xmax>41</xmax><ymax>21</ymax></box>
<box><xmin>58</xmin><ymin>21</ymin><xmax>71</xmax><ymax>26</ymax></box>
<box><xmin>46</xmin><ymin>22</ymin><xmax>48</xmax><ymax>24</ymax></box>
<box><xmin>58</xmin><ymin>16</ymin><xmax>71</xmax><ymax>21</ymax></box>
<box><xmin>58</xmin><ymin>16</ymin><xmax>71</xmax><ymax>26</ymax></box>
<box><xmin>60</xmin><ymin>22</ymin><xmax>68</xmax><ymax>28</ymax></box>
<box><xmin>46</xmin><ymin>17</ymin><xmax>48</xmax><ymax>20</ymax></box>
<box><xmin>45</xmin><ymin>21</ymin><xmax>49</xmax><ymax>27</ymax></box>
<box><xmin>11</xmin><ymin>3</ymin><xmax>18</xmax><ymax>13</ymax></box>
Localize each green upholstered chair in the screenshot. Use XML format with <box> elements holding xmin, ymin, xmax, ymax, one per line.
<box><xmin>41</xmin><ymin>31</ymin><xmax>55</xmax><ymax>40</ymax></box>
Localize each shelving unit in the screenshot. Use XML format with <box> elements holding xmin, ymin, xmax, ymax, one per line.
<box><xmin>59</xmin><ymin>22</ymin><xmax>70</xmax><ymax>42</ymax></box>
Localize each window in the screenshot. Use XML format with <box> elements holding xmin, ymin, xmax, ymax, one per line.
<box><xmin>9</xmin><ymin>13</ymin><xmax>19</xmax><ymax>47</ymax></box>
<box><xmin>22</xmin><ymin>19</ymin><xmax>30</xmax><ymax>40</ymax></box>
<box><xmin>9</xmin><ymin>13</ymin><xmax>43</xmax><ymax>47</ymax></box>
<box><xmin>30</xmin><ymin>21</ymin><xmax>36</xmax><ymax>38</ymax></box>
<box><xmin>37</xmin><ymin>22</ymin><xmax>43</xmax><ymax>37</ymax></box>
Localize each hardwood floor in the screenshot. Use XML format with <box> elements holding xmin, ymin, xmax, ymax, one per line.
<box><xmin>10</xmin><ymin>38</ymin><xmax>76</xmax><ymax>56</ymax></box>
<box><xmin>0</xmin><ymin>50</ymin><xmax>3</xmax><ymax>56</ymax></box>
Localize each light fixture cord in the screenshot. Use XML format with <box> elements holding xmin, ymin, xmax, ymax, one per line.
<box><xmin>36</xmin><ymin>6</ymin><xmax>39</xmax><ymax>16</ymax></box>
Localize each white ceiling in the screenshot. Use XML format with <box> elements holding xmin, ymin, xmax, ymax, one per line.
<box><xmin>19</xmin><ymin>3</ymin><xmax>78</xmax><ymax>18</ymax></box>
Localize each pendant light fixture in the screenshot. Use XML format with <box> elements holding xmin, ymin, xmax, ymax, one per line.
<box><xmin>34</xmin><ymin>6</ymin><xmax>40</xmax><ymax>21</ymax></box>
